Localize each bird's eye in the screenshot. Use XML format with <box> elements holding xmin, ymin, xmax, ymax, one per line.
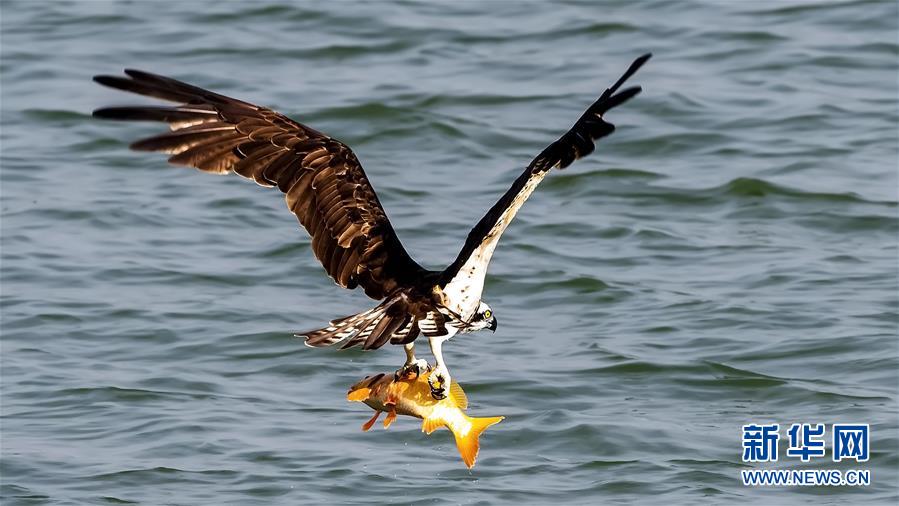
<box><xmin>484</xmin><ymin>310</ymin><xmax>492</xmax><ymax>319</ymax></box>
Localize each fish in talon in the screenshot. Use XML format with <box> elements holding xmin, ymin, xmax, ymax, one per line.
<box><xmin>348</xmin><ymin>370</ymin><xmax>503</xmax><ymax>468</ymax></box>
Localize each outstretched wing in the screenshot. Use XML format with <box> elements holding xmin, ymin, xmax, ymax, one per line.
<box><xmin>439</xmin><ymin>54</ymin><xmax>651</xmax><ymax>317</ymax></box>
<box><xmin>93</xmin><ymin>70</ymin><xmax>428</xmax><ymax>300</ymax></box>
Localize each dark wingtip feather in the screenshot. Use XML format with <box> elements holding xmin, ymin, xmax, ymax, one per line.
<box><xmin>618</xmin><ymin>53</ymin><xmax>652</xmax><ymax>86</ymax></box>
<box><xmin>599</xmin><ymin>85</ymin><xmax>642</xmax><ymax>114</ymax></box>
<box><xmin>598</xmin><ymin>53</ymin><xmax>652</xmax><ymax>103</ymax></box>
<box><xmin>93</xmin><ymin>74</ymin><xmax>128</xmax><ymax>89</ymax></box>
<box><xmin>92</xmin><ymin>107</ymin><xmax>131</xmax><ymax>120</ymax></box>
<box><xmin>92</xmin><ymin>69</ymin><xmax>210</xmax><ymax>104</ymax></box>
<box><xmin>534</xmin><ymin>54</ymin><xmax>650</xmax><ymax>172</ymax></box>
<box><xmin>123</xmin><ymin>68</ymin><xmax>164</xmax><ymax>82</ymax></box>
<box><xmin>635</xmin><ymin>52</ymin><xmax>653</xmax><ymax>67</ymax></box>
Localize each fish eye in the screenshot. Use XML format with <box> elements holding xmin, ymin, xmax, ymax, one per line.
<box><xmin>484</xmin><ymin>310</ymin><xmax>492</xmax><ymax>319</ymax></box>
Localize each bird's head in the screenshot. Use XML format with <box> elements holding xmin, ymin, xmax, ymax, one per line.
<box><xmin>471</xmin><ymin>301</ymin><xmax>498</xmax><ymax>332</ymax></box>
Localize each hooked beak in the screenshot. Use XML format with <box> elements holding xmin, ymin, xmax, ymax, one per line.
<box><xmin>488</xmin><ymin>316</ymin><xmax>498</xmax><ymax>332</ymax></box>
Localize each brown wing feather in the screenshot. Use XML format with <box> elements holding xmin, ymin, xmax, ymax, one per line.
<box><xmin>93</xmin><ymin>69</ymin><xmax>429</xmax><ymax>300</ymax></box>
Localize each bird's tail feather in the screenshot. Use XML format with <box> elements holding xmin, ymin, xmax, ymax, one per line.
<box><xmin>298</xmin><ymin>296</ymin><xmax>419</xmax><ymax>350</ymax></box>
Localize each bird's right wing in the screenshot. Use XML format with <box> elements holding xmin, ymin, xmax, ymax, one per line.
<box><xmin>439</xmin><ymin>54</ymin><xmax>651</xmax><ymax>316</ymax></box>
<box><xmin>93</xmin><ymin>70</ymin><xmax>428</xmax><ymax>300</ymax></box>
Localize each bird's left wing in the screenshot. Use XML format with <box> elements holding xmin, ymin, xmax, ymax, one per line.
<box><xmin>438</xmin><ymin>54</ymin><xmax>651</xmax><ymax>315</ymax></box>
<box><xmin>92</xmin><ymin>70</ymin><xmax>429</xmax><ymax>300</ymax></box>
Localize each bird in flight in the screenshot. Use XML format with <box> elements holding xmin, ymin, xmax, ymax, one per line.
<box><xmin>93</xmin><ymin>53</ymin><xmax>650</xmax><ymax>399</ymax></box>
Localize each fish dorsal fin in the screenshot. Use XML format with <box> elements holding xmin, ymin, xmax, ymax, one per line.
<box><xmin>450</xmin><ymin>382</ymin><xmax>468</xmax><ymax>410</ymax></box>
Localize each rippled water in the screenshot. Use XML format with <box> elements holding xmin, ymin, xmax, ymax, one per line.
<box><xmin>2</xmin><ymin>1</ymin><xmax>898</xmax><ymax>504</ymax></box>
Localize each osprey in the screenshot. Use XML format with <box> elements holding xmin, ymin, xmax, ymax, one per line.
<box><xmin>93</xmin><ymin>53</ymin><xmax>650</xmax><ymax>399</ymax></box>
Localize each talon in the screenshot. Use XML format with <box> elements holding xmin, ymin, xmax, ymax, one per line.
<box><xmin>428</xmin><ymin>370</ymin><xmax>450</xmax><ymax>400</ymax></box>
<box><xmin>395</xmin><ymin>358</ymin><xmax>430</xmax><ymax>381</ymax></box>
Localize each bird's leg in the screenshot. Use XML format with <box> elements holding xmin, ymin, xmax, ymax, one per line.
<box><xmin>395</xmin><ymin>342</ymin><xmax>430</xmax><ymax>381</ymax></box>
<box><xmin>427</xmin><ymin>335</ymin><xmax>451</xmax><ymax>400</ymax></box>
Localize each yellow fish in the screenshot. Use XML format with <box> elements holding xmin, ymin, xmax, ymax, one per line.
<box><xmin>347</xmin><ymin>369</ymin><xmax>503</xmax><ymax>469</ymax></box>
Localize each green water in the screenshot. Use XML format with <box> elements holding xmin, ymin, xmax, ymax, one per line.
<box><xmin>1</xmin><ymin>1</ymin><xmax>897</xmax><ymax>504</ymax></box>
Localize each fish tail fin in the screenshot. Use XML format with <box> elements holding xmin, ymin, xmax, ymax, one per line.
<box><xmin>452</xmin><ymin>415</ymin><xmax>504</xmax><ymax>469</ymax></box>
